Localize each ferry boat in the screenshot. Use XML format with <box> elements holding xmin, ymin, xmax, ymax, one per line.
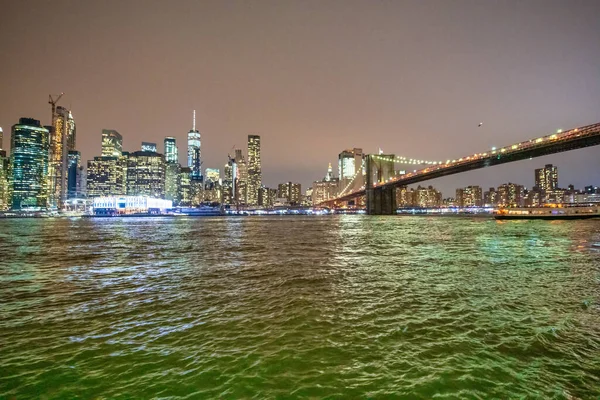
<box><xmin>495</xmin><ymin>204</ymin><xmax>600</xmax><ymax>220</ymax></box>
<box><xmin>178</xmin><ymin>205</ymin><xmax>225</xmax><ymax>216</ymax></box>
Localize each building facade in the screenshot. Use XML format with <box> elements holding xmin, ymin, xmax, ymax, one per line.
<box><xmin>247</xmin><ymin>135</ymin><xmax>261</xmax><ymax>206</ymax></box>
<box><xmin>102</xmin><ymin>130</ymin><xmax>123</xmax><ymax>157</ymax></box>
<box><xmin>86</xmin><ymin>156</ymin><xmax>125</xmax><ymax>198</ymax></box>
<box><xmin>338</xmin><ymin>148</ymin><xmax>363</xmax><ymax>194</ymax></box>
<box><xmin>48</xmin><ymin>106</ymin><xmax>76</xmax><ymax>208</ymax></box>
<box><xmin>141</xmin><ymin>142</ymin><xmax>157</xmax><ymax>153</ymax></box>
<box><xmin>10</xmin><ymin>118</ymin><xmax>50</xmax><ymax>209</ymax></box>
<box><xmin>126</xmin><ymin>151</ymin><xmax>166</xmax><ymax>198</ymax></box>
<box><xmin>455</xmin><ymin>185</ymin><xmax>483</xmax><ymax>207</ymax></box>
<box><xmin>187</xmin><ymin>110</ymin><xmax>201</xmax><ymax>179</ymax></box>
<box><xmin>164</xmin><ymin>137</ymin><xmax>178</xmax><ymax>164</ymax></box>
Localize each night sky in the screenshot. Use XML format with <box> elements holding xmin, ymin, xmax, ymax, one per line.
<box><xmin>1</xmin><ymin>0</ymin><xmax>599</xmax><ymax>195</ymax></box>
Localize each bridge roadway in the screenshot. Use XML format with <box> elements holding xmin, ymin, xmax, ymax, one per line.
<box><xmin>323</xmin><ymin>122</ymin><xmax>600</xmax><ymax>214</ymax></box>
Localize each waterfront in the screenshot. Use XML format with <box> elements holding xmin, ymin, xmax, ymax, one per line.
<box><xmin>1</xmin><ymin>216</ymin><xmax>599</xmax><ymax>398</ymax></box>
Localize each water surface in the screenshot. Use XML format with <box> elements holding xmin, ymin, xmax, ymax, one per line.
<box><xmin>1</xmin><ymin>216</ymin><xmax>599</xmax><ymax>398</ymax></box>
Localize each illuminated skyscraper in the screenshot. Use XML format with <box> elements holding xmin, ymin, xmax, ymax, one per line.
<box><xmin>10</xmin><ymin>118</ymin><xmax>50</xmax><ymax>209</ymax></box>
<box><xmin>141</xmin><ymin>142</ymin><xmax>157</xmax><ymax>153</ymax></box>
<box><xmin>205</xmin><ymin>168</ymin><xmax>220</xmax><ymax>184</ymax></box>
<box><xmin>164</xmin><ymin>137</ymin><xmax>178</xmax><ymax>164</ymax></box>
<box><xmin>126</xmin><ymin>151</ymin><xmax>166</xmax><ymax>198</ymax></box>
<box><xmin>187</xmin><ymin>110</ymin><xmax>201</xmax><ymax>179</ymax></box>
<box><xmin>535</xmin><ymin>164</ymin><xmax>558</xmax><ymax>192</ymax></box>
<box><xmin>86</xmin><ymin>156</ymin><xmax>125</xmax><ymax>198</ymax></box>
<box><xmin>165</xmin><ymin>163</ymin><xmax>180</xmax><ymax>202</ymax></box>
<box><xmin>338</xmin><ymin>148</ymin><xmax>363</xmax><ymax>193</ymax></box>
<box><xmin>101</xmin><ymin>129</ymin><xmax>123</xmax><ymax>157</ymax></box>
<box><xmin>234</xmin><ymin>149</ymin><xmax>247</xmax><ymax>205</ymax></box>
<box><xmin>178</xmin><ymin>167</ymin><xmax>192</xmax><ymax>206</ymax></box>
<box><xmin>67</xmin><ymin>150</ymin><xmax>85</xmax><ymax>199</ymax></box>
<box><xmin>48</xmin><ymin>106</ymin><xmax>75</xmax><ymax>208</ymax></box>
<box><xmin>247</xmin><ymin>135</ymin><xmax>261</xmax><ymax>205</ymax></box>
<box><xmin>0</xmin><ymin>150</ymin><xmax>10</xmax><ymax>210</ymax></box>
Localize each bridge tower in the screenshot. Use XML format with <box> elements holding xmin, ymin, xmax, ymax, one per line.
<box><xmin>365</xmin><ymin>154</ymin><xmax>397</xmax><ymax>215</ymax></box>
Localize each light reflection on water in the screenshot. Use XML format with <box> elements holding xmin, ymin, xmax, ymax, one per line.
<box><xmin>1</xmin><ymin>216</ymin><xmax>599</xmax><ymax>398</ymax></box>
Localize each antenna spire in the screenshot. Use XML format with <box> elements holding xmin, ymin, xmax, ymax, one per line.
<box><xmin>193</xmin><ymin>110</ymin><xmax>196</xmax><ymax>131</ymax></box>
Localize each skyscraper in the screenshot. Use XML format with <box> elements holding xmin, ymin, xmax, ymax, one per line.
<box><xmin>48</xmin><ymin>106</ymin><xmax>75</xmax><ymax>208</ymax></box>
<box><xmin>247</xmin><ymin>135</ymin><xmax>261</xmax><ymax>206</ymax></box>
<box><xmin>67</xmin><ymin>150</ymin><xmax>84</xmax><ymax>199</ymax></box>
<box><xmin>187</xmin><ymin>110</ymin><xmax>201</xmax><ymax>179</ymax></box>
<box><xmin>101</xmin><ymin>129</ymin><xmax>123</xmax><ymax>157</ymax></box>
<box><xmin>234</xmin><ymin>149</ymin><xmax>248</xmax><ymax>205</ymax></box>
<box><xmin>126</xmin><ymin>151</ymin><xmax>166</xmax><ymax>198</ymax></box>
<box><xmin>535</xmin><ymin>164</ymin><xmax>558</xmax><ymax>192</ymax></box>
<box><xmin>86</xmin><ymin>156</ymin><xmax>125</xmax><ymax>197</ymax></box>
<box><xmin>10</xmin><ymin>118</ymin><xmax>50</xmax><ymax>209</ymax></box>
<box><xmin>164</xmin><ymin>137</ymin><xmax>178</xmax><ymax>164</ymax></box>
<box><xmin>165</xmin><ymin>163</ymin><xmax>180</xmax><ymax>203</ymax></box>
<box><xmin>338</xmin><ymin>148</ymin><xmax>363</xmax><ymax>193</ymax></box>
<box><xmin>141</xmin><ymin>142</ymin><xmax>157</xmax><ymax>153</ymax></box>
<box><xmin>0</xmin><ymin>150</ymin><xmax>10</xmax><ymax>210</ymax></box>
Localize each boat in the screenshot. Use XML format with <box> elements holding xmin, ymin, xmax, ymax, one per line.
<box><xmin>178</xmin><ymin>205</ymin><xmax>225</xmax><ymax>216</ymax></box>
<box><xmin>494</xmin><ymin>204</ymin><xmax>600</xmax><ymax>220</ymax></box>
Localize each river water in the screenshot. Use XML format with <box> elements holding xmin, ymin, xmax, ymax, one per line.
<box><xmin>1</xmin><ymin>216</ymin><xmax>599</xmax><ymax>398</ymax></box>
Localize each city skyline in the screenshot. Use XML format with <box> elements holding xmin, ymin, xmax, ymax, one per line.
<box><xmin>1</xmin><ymin>1</ymin><xmax>600</xmax><ymax>193</ymax></box>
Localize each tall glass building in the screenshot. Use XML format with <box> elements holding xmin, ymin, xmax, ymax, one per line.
<box><xmin>10</xmin><ymin>118</ymin><xmax>50</xmax><ymax>209</ymax></box>
<box><xmin>164</xmin><ymin>137</ymin><xmax>178</xmax><ymax>164</ymax></box>
<box><xmin>247</xmin><ymin>135</ymin><xmax>261</xmax><ymax>206</ymax></box>
<box><xmin>101</xmin><ymin>129</ymin><xmax>123</xmax><ymax>157</ymax></box>
<box><xmin>187</xmin><ymin>110</ymin><xmax>201</xmax><ymax>179</ymax></box>
<box><xmin>48</xmin><ymin>106</ymin><xmax>76</xmax><ymax>209</ymax></box>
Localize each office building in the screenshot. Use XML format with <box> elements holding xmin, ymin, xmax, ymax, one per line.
<box><xmin>178</xmin><ymin>167</ymin><xmax>192</xmax><ymax>206</ymax></box>
<box><xmin>67</xmin><ymin>150</ymin><xmax>85</xmax><ymax>199</ymax></box>
<box><xmin>247</xmin><ymin>135</ymin><xmax>261</xmax><ymax>205</ymax></box>
<box><xmin>234</xmin><ymin>149</ymin><xmax>247</xmax><ymax>205</ymax></box>
<box><xmin>0</xmin><ymin>150</ymin><xmax>9</xmax><ymax>210</ymax></box>
<box><xmin>535</xmin><ymin>164</ymin><xmax>558</xmax><ymax>193</ymax></box>
<box><xmin>126</xmin><ymin>151</ymin><xmax>166</xmax><ymax>198</ymax></box>
<box><xmin>455</xmin><ymin>186</ymin><xmax>483</xmax><ymax>207</ymax></box>
<box><xmin>86</xmin><ymin>156</ymin><xmax>125</xmax><ymax>198</ymax></box>
<box><xmin>312</xmin><ymin>163</ymin><xmax>339</xmax><ymax>205</ymax></box>
<box><xmin>259</xmin><ymin>187</ymin><xmax>277</xmax><ymax>208</ymax></box>
<box><xmin>205</xmin><ymin>168</ymin><xmax>220</xmax><ymax>185</ymax></box>
<box><xmin>222</xmin><ymin>158</ymin><xmax>235</xmax><ymax>206</ymax></box>
<box><xmin>141</xmin><ymin>142</ymin><xmax>157</xmax><ymax>153</ymax></box>
<box><xmin>277</xmin><ymin>182</ymin><xmax>302</xmax><ymax>205</ymax></box>
<box><xmin>48</xmin><ymin>106</ymin><xmax>75</xmax><ymax>208</ymax></box>
<box><xmin>101</xmin><ymin>130</ymin><xmax>123</xmax><ymax>157</ymax></box>
<box><xmin>187</xmin><ymin>110</ymin><xmax>201</xmax><ymax>179</ymax></box>
<box><xmin>164</xmin><ymin>137</ymin><xmax>178</xmax><ymax>164</ymax></box>
<box><xmin>338</xmin><ymin>148</ymin><xmax>363</xmax><ymax>194</ymax></box>
<box><xmin>10</xmin><ymin>118</ymin><xmax>49</xmax><ymax>209</ymax></box>
<box><xmin>165</xmin><ymin>163</ymin><xmax>180</xmax><ymax>203</ymax></box>
<box><xmin>497</xmin><ymin>183</ymin><xmax>524</xmax><ymax>207</ymax></box>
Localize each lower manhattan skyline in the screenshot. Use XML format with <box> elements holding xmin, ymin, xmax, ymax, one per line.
<box><xmin>2</xmin><ymin>1</ymin><xmax>600</xmax><ymax>194</ymax></box>
<box><xmin>2</xmin><ymin>1</ymin><xmax>600</xmax><ymax>399</ymax></box>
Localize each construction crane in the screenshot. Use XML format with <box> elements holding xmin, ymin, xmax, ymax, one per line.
<box><xmin>48</xmin><ymin>93</ymin><xmax>64</xmax><ymax>121</ymax></box>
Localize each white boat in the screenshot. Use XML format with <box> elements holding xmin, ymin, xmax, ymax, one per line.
<box><xmin>494</xmin><ymin>205</ymin><xmax>600</xmax><ymax>220</ymax></box>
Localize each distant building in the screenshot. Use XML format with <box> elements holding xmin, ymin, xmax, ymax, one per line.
<box><xmin>67</xmin><ymin>150</ymin><xmax>85</xmax><ymax>199</ymax></box>
<box><xmin>187</xmin><ymin>110</ymin><xmax>201</xmax><ymax>179</ymax></box>
<box><xmin>10</xmin><ymin>118</ymin><xmax>50</xmax><ymax>209</ymax></box>
<box><xmin>86</xmin><ymin>156</ymin><xmax>125</xmax><ymax>198</ymax></box>
<box><xmin>101</xmin><ymin>129</ymin><xmax>123</xmax><ymax>157</ymax></box>
<box><xmin>205</xmin><ymin>168</ymin><xmax>220</xmax><ymax>185</ymax></box>
<box><xmin>455</xmin><ymin>186</ymin><xmax>482</xmax><ymax>207</ymax></box>
<box><xmin>234</xmin><ymin>149</ymin><xmax>248</xmax><ymax>205</ymax></box>
<box><xmin>535</xmin><ymin>164</ymin><xmax>558</xmax><ymax>193</ymax></box>
<box><xmin>164</xmin><ymin>137</ymin><xmax>178</xmax><ymax>164</ymax></box>
<box><xmin>165</xmin><ymin>163</ymin><xmax>180</xmax><ymax>203</ymax></box>
<box><xmin>141</xmin><ymin>142</ymin><xmax>157</xmax><ymax>153</ymax></box>
<box><xmin>483</xmin><ymin>187</ymin><xmax>499</xmax><ymax>206</ymax></box>
<box><xmin>524</xmin><ymin>187</ymin><xmax>542</xmax><ymax>207</ymax></box>
<box><xmin>414</xmin><ymin>185</ymin><xmax>442</xmax><ymax>208</ymax></box>
<box><xmin>312</xmin><ymin>163</ymin><xmax>339</xmax><ymax>205</ymax></box>
<box><xmin>48</xmin><ymin>106</ymin><xmax>75</xmax><ymax>209</ymax></box>
<box><xmin>247</xmin><ymin>135</ymin><xmax>261</xmax><ymax>205</ymax></box>
<box><xmin>126</xmin><ymin>151</ymin><xmax>166</xmax><ymax>198</ymax></box>
<box><xmin>92</xmin><ymin>196</ymin><xmax>172</xmax><ymax>215</ymax></box>
<box><xmin>178</xmin><ymin>167</ymin><xmax>192</xmax><ymax>206</ymax></box>
<box><xmin>259</xmin><ymin>187</ymin><xmax>277</xmax><ymax>208</ymax></box>
<box><xmin>0</xmin><ymin>127</ymin><xmax>3</xmax><ymax>150</ymax></box>
<box><xmin>497</xmin><ymin>183</ymin><xmax>524</xmax><ymax>207</ymax></box>
<box><xmin>338</xmin><ymin>148</ymin><xmax>363</xmax><ymax>194</ymax></box>
<box><xmin>0</xmin><ymin>150</ymin><xmax>10</xmax><ymax>210</ymax></box>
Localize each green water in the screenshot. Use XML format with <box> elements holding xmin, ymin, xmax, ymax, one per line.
<box><xmin>1</xmin><ymin>216</ymin><xmax>599</xmax><ymax>399</ymax></box>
